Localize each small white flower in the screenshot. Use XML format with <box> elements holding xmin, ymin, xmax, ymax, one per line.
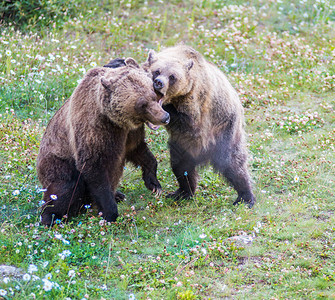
<box><xmin>0</xmin><ymin>289</ymin><xmax>7</xmax><ymax>296</ymax></box>
<box><xmin>58</xmin><ymin>249</ymin><xmax>71</xmax><ymax>259</ymax></box>
<box><xmin>90</xmin><ymin>61</ymin><xmax>97</xmax><ymax>67</ymax></box>
<box><xmin>39</xmin><ymin>94</ymin><xmax>44</xmax><ymax>100</ymax></box>
<box><xmin>3</xmin><ymin>277</ymin><xmax>10</xmax><ymax>284</ymax></box>
<box><xmin>48</xmin><ymin>53</ymin><xmax>55</xmax><ymax>61</ymax></box>
<box><xmin>32</xmin><ymin>275</ymin><xmax>40</xmax><ymax>281</ymax></box>
<box><xmin>42</xmin><ymin>261</ymin><xmax>49</xmax><ymax>268</ymax></box>
<box><xmin>42</xmin><ymin>278</ymin><xmax>53</xmax><ymax>291</ymax></box>
<box><xmin>35</xmin><ymin>54</ymin><xmax>45</xmax><ymax>61</ymax></box>
<box><xmin>5</xmin><ymin>50</ymin><xmax>12</xmax><ymax>56</ymax></box>
<box><xmin>294</xmin><ymin>175</ymin><xmax>299</xmax><ymax>183</ymax></box>
<box><xmin>44</xmin><ymin>273</ymin><xmax>52</xmax><ymax>280</ymax></box>
<box><xmin>22</xmin><ymin>274</ymin><xmax>31</xmax><ymax>281</ymax></box>
<box><xmin>28</xmin><ymin>264</ymin><xmax>38</xmax><ymax>273</ymax></box>
<box><xmin>129</xmin><ymin>294</ymin><xmax>135</xmax><ymax>300</ymax></box>
<box><xmin>199</xmin><ymin>233</ymin><xmax>207</xmax><ymax>239</ymax></box>
<box><xmin>201</xmin><ymin>248</ymin><xmax>207</xmax><ymax>255</ymax></box>
<box><xmin>12</xmin><ymin>190</ymin><xmax>20</xmax><ymax>196</ymax></box>
<box><xmin>68</xmin><ymin>270</ymin><xmax>75</xmax><ymax>277</ymax></box>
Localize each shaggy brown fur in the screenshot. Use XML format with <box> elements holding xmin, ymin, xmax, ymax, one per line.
<box><xmin>142</xmin><ymin>45</ymin><xmax>255</xmax><ymax>207</ymax></box>
<box><xmin>36</xmin><ymin>58</ymin><xmax>170</xmax><ymax>225</ymax></box>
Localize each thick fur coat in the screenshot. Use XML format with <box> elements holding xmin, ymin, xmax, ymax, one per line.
<box><xmin>142</xmin><ymin>45</ymin><xmax>255</xmax><ymax>207</ymax></box>
<box><xmin>37</xmin><ymin>58</ymin><xmax>170</xmax><ymax>225</ymax></box>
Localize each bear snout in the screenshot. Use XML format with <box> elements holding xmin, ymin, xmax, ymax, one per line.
<box><xmin>162</xmin><ymin>112</ymin><xmax>170</xmax><ymax>124</ymax></box>
<box><xmin>153</xmin><ymin>78</ymin><xmax>164</xmax><ymax>90</ymax></box>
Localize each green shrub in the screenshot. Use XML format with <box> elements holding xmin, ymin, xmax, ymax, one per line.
<box><xmin>0</xmin><ymin>0</ymin><xmax>78</xmax><ymax>28</ymax></box>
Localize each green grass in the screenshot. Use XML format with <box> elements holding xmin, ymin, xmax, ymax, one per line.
<box><xmin>0</xmin><ymin>0</ymin><xmax>335</xmax><ymax>299</ymax></box>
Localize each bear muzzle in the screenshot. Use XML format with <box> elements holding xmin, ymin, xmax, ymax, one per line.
<box><xmin>146</xmin><ymin>112</ymin><xmax>170</xmax><ymax>130</ymax></box>
<box><xmin>154</xmin><ymin>78</ymin><xmax>164</xmax><ymax>90</ymax></box>
<box><xmin>153</xmin><ymin>78</ymin><xmax>169</xmax><ymax>97</ymax></box>
<box><xmin>162</xmin><ymin>112</ymin><xmax>170</xmax><ymax>124</ymax></box>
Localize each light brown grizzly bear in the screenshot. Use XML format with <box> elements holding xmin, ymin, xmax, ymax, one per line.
<box><xmin>36</xmin><ymin>58</ymin><xmax>170</xmax><ymax>225</ymax></box>
<box><xmin>142</xmin><ymin>45</ymin><xmax>255</xmax><ymax>207</ymax></box>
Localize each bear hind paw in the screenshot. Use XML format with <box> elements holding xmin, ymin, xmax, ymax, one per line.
<box><xmin>233</xmin><ymin>193</ymin><xmax>255</xmax><ymax>208</ymax></box>
<box><xmin>166</xmin><ymin>188</ymin><xmax>192</xmax><ymax>201</ymax></box>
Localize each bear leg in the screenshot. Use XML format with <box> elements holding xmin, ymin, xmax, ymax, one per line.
<box><xmin>168</xmin><ymin>141</ymin><xmax>198</xmax><ymax>200</ymax></box>
<box><xmin>126</xmin><ymin>139</ymin><xmax>162</xmax><ymax>196</ymax></box>
<box><xmin>41</xmin><ymin>178</ymin><xmax>85</xmax><ymax>225</ymax></box>
<box><xmin>211</xmin><ymin>139</ymin><xmax>255</xmax><ymax>208</ymax></box>
<box><xmin>82</xmin><ymin>168</ymin><xmax>119</xmax><ymax>222</ymax></box>
<box><xmin>37</xmin><ymin>154</ymin><xmax>85</xmax><ymax>225</ymax></box>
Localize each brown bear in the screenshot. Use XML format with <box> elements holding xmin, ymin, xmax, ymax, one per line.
<box><xmin>142</xmin><ymin>45</ymin><xmax>255</xmax><ymax>207</ymax></box>
<box><xmin>36</xmin><ymin>58</ymin><xmax>170</xmax><ymax>225</ymax></box>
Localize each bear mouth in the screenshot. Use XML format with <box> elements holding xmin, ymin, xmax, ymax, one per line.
<box><xmin>146</xmin><ymin>97</ymin><xmax>165</xmax><ymax>130</ymax></box>
<box><xmin>146</xmin><ymin>122</ymin><xmax>160</xmax><ymax>130</ymax></box>
<box><xmin>155</xmin><ymin>90</ymin><xmax>165</xmax><ymax>99</ymax></box>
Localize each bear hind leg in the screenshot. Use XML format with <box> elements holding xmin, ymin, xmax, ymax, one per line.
<box><xmin>167</xmin><ymin>141</ymin><xmax>198</xmax><ymax>200</ymax></box>
<box><xmin>211</xmin><ymin>145</ymin><xmax>255</xmax><ymax>208</ymax></box>
<box><xmin>41</xmin><ymin>177</ymin><xmax>85</xmax><ymax>225</ymax></box>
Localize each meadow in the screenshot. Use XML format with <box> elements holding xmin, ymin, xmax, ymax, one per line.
<box><xmin>0</xmin><ymin>0</ymin><xmax>334</xmax><ymax>299</ymax></box>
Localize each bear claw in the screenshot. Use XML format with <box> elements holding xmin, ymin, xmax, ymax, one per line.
<box><xmin>153</xmin><ymin>187</ymin><xmax>162</xmax><ymax>198</ymax></box>
<box><xmin>115</xmin><ymin>191</ymin><xmax>126</xmax><ymax>203</ymax></box>
<box><xmin>166</xmin><ymin>189</ymin><xmax>192</xmax><ymax>201</ymax></box>
<box><xmin>233</xmin><ymin>196</ymin><xmax>255</xmax><ymax>208</ymax></box>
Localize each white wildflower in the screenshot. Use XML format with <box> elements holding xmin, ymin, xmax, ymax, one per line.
<box><xmin>42</xmin><ymin>279</ymin><xmax>53</xmax><ymax>291</ymax></box>
<box><xmin>22</xmin><ymin>274</ymin><xmax>31</xmax><ymax>281</ymax></box>
<box><xmin>28</xmin><ymin>264</ymin><xmax>38</xmax><ymax>273</ymax></box>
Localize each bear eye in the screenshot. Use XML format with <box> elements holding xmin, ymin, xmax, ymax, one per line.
<box><xmin>169</xmin><ymin>74</ymin><xmax>176</xmax><ymax>83</ymax></box>
<box><xmin>153</xmin><ymin>70</ymin><xmax>160</xmax><ymax>77</ymax></box>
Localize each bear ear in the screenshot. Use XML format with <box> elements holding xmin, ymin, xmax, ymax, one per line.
<box><xmin>101</xmin><ymin>77</ymin><xmax>112</xmax><ymax>91</ymax></box>
<box><xmin>147</xmin><ymin>49</ymin><xmax>157</xmax><ymax>66</ymax></box>
<box><xmin>185</xmin><ymin>59</ymin><xmax>194</xmax><ymax>71</ymax></box>
<box><xmin>125</xmin><ymin>57</ymin><xmax>140</xmax><ymax>69</ymax></box>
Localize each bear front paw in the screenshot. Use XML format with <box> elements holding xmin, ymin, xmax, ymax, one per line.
<box><xmin>104</xmin><ymin>211</ymin><xmax>118</xmax><ymax>222</ymax></box>
<box><xmin>115</xmin><ymin>190</ymin><xmax>126</xmax><ymax>203</ymax></box>
<box><xmin>143</xmin><ymin>175</ymin><xmax>162</xmax><ymax>196</ymax></box>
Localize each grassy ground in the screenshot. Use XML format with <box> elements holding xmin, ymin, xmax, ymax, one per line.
<box><xmin>0</xmin><ymin>0</ymin><xmax>334</xmax><ymax>299</ymax></box>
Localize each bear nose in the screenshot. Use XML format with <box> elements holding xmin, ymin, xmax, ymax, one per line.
<box><xmin>154</xmin><ymin>78</ymin><xmax>164</xmax><ymax>90</ymax></box>
<box><xmin>162</xmin><ymin>112</ymin><xmax>170</xmax><ymax>124</ymax></box>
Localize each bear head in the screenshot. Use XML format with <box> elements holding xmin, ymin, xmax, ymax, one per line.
<box><xmin>143</xmin><ymin>50</ymin><xmax>194</xmax><ymax>101</ymax></box>
<box><xmin>100</xmin><ymin>57</ymin><xmax>170</xmax><ymax>130</ymax></box>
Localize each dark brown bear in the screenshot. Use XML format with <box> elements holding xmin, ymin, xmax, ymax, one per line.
<box><xmin>142</xmin><ymin>45</ymin><xmax>255</xmax><ymax>207</ymax></box>
<box><xmin>36</xmin><ymin>58</ymin><xmax>170</xmax><ymax>225</ymax></box>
